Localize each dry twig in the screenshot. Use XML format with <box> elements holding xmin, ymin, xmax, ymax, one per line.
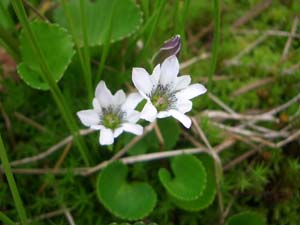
<box><xmin>191</xmin><ymin>118</ymin><xmax>224</xmax><ymax>224</ymax></box>
<box><xmin>281</xmin><ymin>16</ymin><xmax>299</xmax><ymax>61</ymax></box>
<box><xmin>14</xmin><ymin>111</ymin><xmax>48</xmax><ymax>133</ymax></box>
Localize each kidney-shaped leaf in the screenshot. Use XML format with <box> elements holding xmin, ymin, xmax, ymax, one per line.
<box><xmin>226</xmin><ymin>212</ymin><xmax>266</xmax><ymax>225</ymax></box>
<box><xmin>159</xmin><ymin>154</ymin><xmax>206</xmax><ymax>201</ymax></box>
<box><xmin>54</xmin><ymin>0</ymin><xmax>142</xmax><ymax>46</ymax></box>
<box><xmin>172</xmin><ymin>153</ymin><xmax>217</xmax><ymax>211</ymax></box>
<box><xmin>97</xmin><ymin>162</ymin><xmax>157</xmax><ymax>221</ymax></box>
<box><xmin>18</xmin><ymin>21</ymin><xmax>74</xmax><ymax>90</ymax></box>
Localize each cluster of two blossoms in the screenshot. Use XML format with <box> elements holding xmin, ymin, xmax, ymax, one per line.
<box><xmin>77</xmin><ymin>55</ymin><xmax>207</xmax><ymax>145</ymax></box>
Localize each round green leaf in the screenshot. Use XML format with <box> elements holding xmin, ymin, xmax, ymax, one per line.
<box><xmin>172</xmin><ymin>153</ymin><xmax>217</xmax><ymax>211</ymax></box>
<box><xmin>54</xmin><ymin>0</ymin><xmax>142</xmax><ymax>46</ymax></box>
<box><xmin>226</xmin><ymin>212</ymin><xmax>266</xmax><ymax>225</ymax></box>
<box><xmin>97</xmin><ymin>162</ymin><xmax>157</xmax><ymax>221</ymax></box>
<box><xmin>158</xmin><ymin>154</ymin><xmax>206</xmax><ymax>201</ymax></box>
<box><xmin>18</xmin><ymin>21</ymin><xmax>74</xmax><ymax>90</ymax></box>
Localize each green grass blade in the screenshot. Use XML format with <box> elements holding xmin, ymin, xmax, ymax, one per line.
<box><xmin>137</xmin><ymin>0</ymin><xmax>166</xmax><ymax>64</ymax></box>
<box><xmin>140</xmin><ymin>0</ymin><xmax>150</xmax><ymax>20</ymax></box>
<box><xmin>209</xmin><ymin>0</ymin><xmax>221</xmax><ymax>90</ymax></box>
<box><xmin>60</xmin><ymin>0</ymin><xmax>93</xmax><ymax>103</ymax></box>
<box><xmin>95</xmin><ymin>0</ymin><xmax>117</xmax><ymax>82</ymax></box>
<box><xmin>178</xmin><ymin>0</ymin><xmax>190</xmax><ymax>57</ymax></box>
<box><xmin>173</xmin><ymin>0</ymin><xmax>179</xmax><ymax>31</ymax></box>
<box><xmin>0</xmin><ymin>1</ymin><xmax>14</xmax><ymax>28</ymax></box>
<box><xmin>79</xmin><ymin>0</ymin><xmax>93</xmax><ymax>101</ymax></box>
<box><xmin>11</xmin><ymin>0</ymin><xmax>90</xmax><ymax>166</ymax></box>
<box><xmin>0</xmin><ymin>135</ymin><xmax>28</xmax><ymax>225</ymax></box>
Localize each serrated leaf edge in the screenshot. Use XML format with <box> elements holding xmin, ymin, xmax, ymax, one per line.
<box><xmin>18</xmin><ymin>20</ymin><xmax>75</xmax><ymax>90</ymax></box>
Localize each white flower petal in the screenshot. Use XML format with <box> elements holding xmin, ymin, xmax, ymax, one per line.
<box><xmin>99</xmin><ymin>128</ymin><xmax>114</xmax><ymax>145</ymax></box>
<box><xmin>126</xmin><ymin>110</ymin><xmax>140</xmax><ymax>123</ymax></box>
<box><xmin>95</xmin><ymin>81</ymin><xmax>114</xmax><ymax>108</ymax></box>
<box><xmin>150</xmin><ymin>64</ymin><xmax>161</xmax><ymax>87</ymax></box>
<box><xmin>174</xmin><ymin>75</ymin><xmax>191</xmax><ymax>91</ymax></box>
<box><xmin>176</xmin><ymin>99</ymin><xmax>193</xmax><ymax>113</ymax></box>
<box><xmin>91</xmin><ymin>125</ymin><xmax>104</xmax><ymax>130</ymax></box>
<box><xmin>169</xmin><ymin>109</ymin><xmax>192</xmax><ymax>128</ymax></box>
<box><xmin>132</xmin><ymin>67</ymin><xmax>153</xmax><ymax>96</ymax></box>
<box><xmin>92</xmin><ymin>98</ymin><xmax>102</xmax><ymax>114</ymax></box>
<box><xmin>113</xmin><ymin>127</ymin><xmax>124</xmax><ymax>138</ymax></box>
<box><xmin>176</xmin><ymin>83</ymin><xmax>207</xmax><ymax>100</ymax></box>
<box><xmin>160</xmin><ymin>55</ymin><xmax>179</xmax><ymax>86</ymax></box>
<box><xmin>140</xmin><ymin>102</ymin><xmax>157</xmax><ymax>122</ymax></box>
<box><xmin>122</xmin><ymin>123</ymin><xmax>143</xmax><ymax>135</ymax></box>
<box><xmin>157</xmin><ymin>111</ymin><xmax>171</xmax><ymax>118</ymax></box>
<box><xmin>77</xmin><ymin>110</ymin><xmax>100</xmax><ymax>127</ymax></box>
<box><xmin>121</xmin><ymin>92</ymin><xmax>143</xmax><ymax>112</ymax></box>
<box><xmin>113</xmin><ymin>90</ymin><xmax>126</xmax><ymax>107</ymax></box>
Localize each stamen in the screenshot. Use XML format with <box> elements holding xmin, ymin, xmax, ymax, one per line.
<box><xmin>100</xmin><ymin>105</ymin><xmax>125</xmax><ymax>130</ymax></box>
<box><xmin>150</xmin><ymin>84</ymin><xmax>177</xmax><ymax>111</ymax></box>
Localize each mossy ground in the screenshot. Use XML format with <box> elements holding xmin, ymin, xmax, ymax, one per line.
<box><xmin>1</xmin><ymin>0</ymin><xmax>300</xmax><ymax>224</ymax></box>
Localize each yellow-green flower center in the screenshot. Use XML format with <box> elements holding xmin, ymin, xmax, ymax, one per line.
<box><xmin>102</xmin><ymin>113</ymin><xmax>121</xmax><ymax>130</ymax></box>
<box><xmin>150</xmin><ymin>84</ymin><xmax>177</xmax><ymax>111</ymax></box>
<box><xmin>151</xmin><ymin>94</ymin><xmax>169</xmax><ymax>111</ymax></box>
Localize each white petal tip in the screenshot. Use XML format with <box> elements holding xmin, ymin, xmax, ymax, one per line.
<box><xmin>99</xmin><ymin>129</ymin><xmax>114</xmax><ymax>145</ymax></box>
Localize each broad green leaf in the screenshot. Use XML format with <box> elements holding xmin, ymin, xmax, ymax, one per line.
<box><xmin>18</xmin><ymin>21</ymin><xmax>74</xmax><ymax>90</ymax></box>
<box><xmin>157</xmin><ymin>118</ymin><xmax>180</xmax><ymax>150</ymax></box>
<box><xmin>159</xmin><ymin>154</ymin><xmax>206</xmax><ymax>201</ymax></box>
<box><xmin>97</xmin><ymin>162</ymin><xmax>157</xmax><ymax>221</ymax></box>
<box><xmin>121</xmin><ymin>133</ymin><xmax>148</xmax><ymax>156</ymax></box>
<box><xmin>172</xmin><ymin>153</ymin><xmax>217</xmax><ymax>211</ymax></box>
<box><xmin>226</xmin><ymin>212</ymin><xmax>266</xmax><ymax>225</ymax></box>
<box><xmin>2</xmin><ymin>0</ymin><xmax>9</xmax><ymax>8</ymax></box>
<box><xmin>124</xmin><ymin>117</ymin><xmax>181</xmax><ymax>155</ymax></box>
<box><xmin>54</xmin><ymin>0</ymin><xmax>142</xmax><ymax>46</ymax></box>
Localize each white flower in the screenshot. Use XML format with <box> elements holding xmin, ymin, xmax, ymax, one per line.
<box><xmin>77</xmin><ymin>81</ymin><xmax>143</xmax><ymax>145</ymax></box>
<box><xmin>132</xmin><ymin>55</ymin><xmax>207</xmax><ymax>128</ymax></box>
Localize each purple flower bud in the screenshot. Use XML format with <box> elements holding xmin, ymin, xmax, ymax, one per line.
<box><xmin>153</xmin><ymin>34</ymin><xmax>181</xmax><ymax>65</ymax></box>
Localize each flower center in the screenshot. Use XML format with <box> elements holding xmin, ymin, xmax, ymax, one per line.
<box><xmin>101</xmin><ymin>107</ymin><xmax>124</xmax><ymax>130</ymax></box>
<box><xmin>150</xmin><ymin>84</ymin><xmax>177</xmax><ymax>111</ymax></box>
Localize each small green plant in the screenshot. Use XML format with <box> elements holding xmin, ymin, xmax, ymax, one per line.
<box><xmin>159</xmin><ymin>154</ymin><xmax>206</xmax><ymax>200</ymax></box>
<box><xmin>97</xmin><ymin>161</ymin><xmax>157</xmax><ymax>220</ymax></box>
<box><xmin>18</xmin><ymin>21</ymin><xmax>74</xmax><ymax>90</ymax></box>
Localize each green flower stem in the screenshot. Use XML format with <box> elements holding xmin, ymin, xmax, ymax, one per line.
<box><xmin>126</xmin><ymin>0</ymin><xmax>165</xmax><ymax>64</ymax></box>
<box><xmin>11</xmin><ymin>0</ymin><xmax>90</xmax><ymax>166</ymax></box>
<box><xmin>96</xmin><ymin>0</ymin><xmax>116</xmax><ymax>82</ymax></box>
<box><xmin>137</xmin><ymin>0</ymin><xmax>166</xmax><ymax>64</ymax></box>
<box><xmin>209</xmin><ymin>0</ymin><xmax>221</xmax><ymax>91</ymax></box>
<box><xmin>178</xmin><ymin>0</ymin><xmax>190</xmax><ymax>57</ymax></box>
<box><xmin>0</xmin><ymin>135</ymin><xmax>28</xmax><ymax>225</ymax></box>
<box><xmin>173</xmin><ymin>0</ymin><xmax>179</xmax><ymax>27</ymax></box>
<box><xmin>60</xmin><ymin>0</ymin><xmax>93</xmax><ymax>104</ymax></box>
